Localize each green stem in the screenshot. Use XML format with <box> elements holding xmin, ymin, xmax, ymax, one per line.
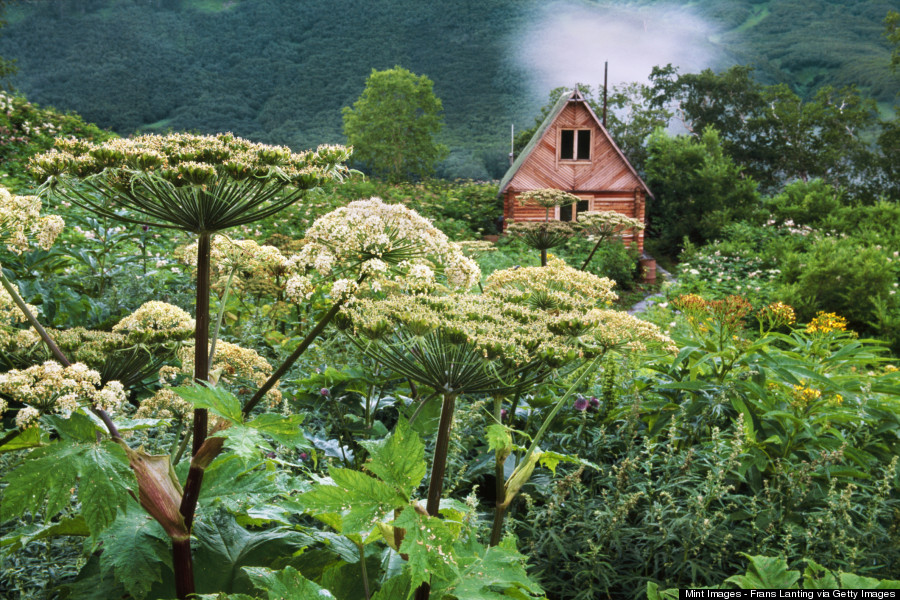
<box><xmin>358</xmin><ymin>541</ymin><xmax>371</xmax><ymax>600</ymax></box>
<box><xmin>540</xmin><ymin>248</ymin><xmax>547</xmax><ymax>267</ymax></box>
<box><xmin>172</xmin><ymin>426</ymin><xmax>192</xmax><ymax>465</ymax></box>
<box><xmin>489</xmin><ymin>395</ymin><xmax>507</xmax><ymax>546</ymax></box>
<box><xmin>242</xmin><ymin>274</ymin><xmax>366</xmax><ymax>418</ymax></box>
<box><xmin>0</xmin><ymin>427</ymin><xmax>22</xmax><ymax>448</ymax></box>
<box><xmin>0</xmin><ymin>270</ymin><xmax>70</xmax><ymax>367</ymax></box>
<box><xmin>580</xmin><ymin>234</ymin><xmax>608</xmax><ymax>271</ymax></box>
<box><xmin>519</xmin><ymin>355</ymin><xmax>603</xmax><ymax>469</ymax></box>
<box><xmin>209</xmin><ymin>266</ymin><xmax>237</xmax><ymax>365</ymax></box>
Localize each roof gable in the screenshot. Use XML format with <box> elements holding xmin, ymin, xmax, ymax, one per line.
<box><xmin>498</xmin><ymin>89</ymin><xmax>652</xmax><ymax>197</ymax></box>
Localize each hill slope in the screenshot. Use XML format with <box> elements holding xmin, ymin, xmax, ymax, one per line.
<box><xmin>0</xmin><ymin>0</ymin><xmax>896</xmax><ymax>179</ymax></box>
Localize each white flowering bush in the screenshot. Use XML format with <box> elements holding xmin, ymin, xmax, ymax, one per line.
<box><xmin>283</xmin><ymin>197</ymin><xmax>480</xmax><ymax>301</ymax></box>
<box><xmin>0</xmin><ymin>361</ymin><xmax>126</xmax><ymax>428</ymax></box>
<box><xmin>0</xmin><ymin>186</ymin><xmax>65</xmax><ymax>260</ymax></box>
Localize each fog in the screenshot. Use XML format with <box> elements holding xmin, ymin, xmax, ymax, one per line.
<box><xmin>515</xmin><ymin>1</ymin><xmax>724</xmax><ymax>94</ymax></box>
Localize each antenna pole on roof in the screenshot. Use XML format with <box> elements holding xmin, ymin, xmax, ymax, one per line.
<box><xmin>603</xmin><ymin>61</ymin><xmax>608</xmax><ymax>129</ymax></box>
<box><xmin>509</xmin><ymin>124</ymin><xmax>515</xmax><ymax>166</ymax></box>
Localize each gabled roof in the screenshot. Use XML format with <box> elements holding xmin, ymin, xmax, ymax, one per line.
<box><xmin>498</xmin><ymin>89</ymin><xmax>653</xmax><ymax>198</ymax></box>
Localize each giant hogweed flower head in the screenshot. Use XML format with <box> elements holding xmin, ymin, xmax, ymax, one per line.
<box><xmin>283</xmin><ymin>198</ymin><xmax>480</xmax><ymax>301</ymax></box>
<box><xmin>518</xmin><ymin>188</ymin><xmax>581</xmax><ymax>211</ymax></box>
<box><xmin>175</xmin><ymin>340</ymin><xmax>282</xmax><ymax>406</ymax></box>
<box><xmin>0</xmin><ymin>186</ymin><xmax>64</xmax><ymax>260</ymax></box>
<box><xmin>0</xmin><ymin>361</ymin><xmax>126</xmax><ymax>428</ymax></box>
<box><xmin>341</xmin><ymin>293</ymin><xmax>593</xmax><ymax>395</ymax></box>
<box><xmin>0</xmin><ymin>280</ymin><xmax>38</xmax><ymax>326</ymax></box>
<box><xmin>29</xmin><ymin>133</ymin><xmax>351</xmax><ymax>233</ymax></box>
<box><xmin>577</xmin><ymin>210</ymin><xmax>644</xmax><ymax>240</ymax></box>
<box><xmin>113</xmin><ymin>301</ymin><xmax>195</xmax><ymax>344</ymax></box>
<box><xmin>485</xmin><ymin>257</ymin><xmax>617</xmax><ymax>311</ymax></box>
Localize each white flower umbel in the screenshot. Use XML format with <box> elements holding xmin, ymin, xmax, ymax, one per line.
<box><xmin>286</xmin><ymin>197</ymin><xmax>481</xmax><ymax>294</ymax></box>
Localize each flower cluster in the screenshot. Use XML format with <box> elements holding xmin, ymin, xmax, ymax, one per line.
<box><xmin>518</xmin><ymin>188</ymin><xmax>580</xmax><ymax>209</ymax></box>
<box><xmin>29</xmin><ymin>132</ymin><xmax>351</xmax><ymax>189</ymax></box>
<box><xmin>175</xmin><ymin>340</ymin><xmax>281</xmax><ymax>406</ymax></box>
<box><xmin>672</xmin><ymin>293</ymin><xmax>753</xmax><ymax>335</ymax></box>
<box><xmin>790</xmin><ymin>384</ymin><xmax>822</xmax><ymax>409</ymax></box>
<box><xmin>505</xmin><ymin>221</ymin><xmax>577</xmax><ymax>251</ymax></box>
<box><xmin>577</xmin><ymin>210</ymin><xmax>645</xmax><ymax>240</ymax></box>
<box><xmin>485</xmin><ymin>257</ymin><xmax>617</xmax><ymax>311</ymax></box>
<box><xmin>677</xmin><ymin>250</ymin><xmax>780</xmax><ymax>302</ymax></box>
<box><xmin>0</xmin><ymin>186</ymin><xmax>65</xmax><ymax>259</ymax></box>
<box><xmin>0</xmin><ymin>280</ymin><xmax>38</xmax><ymax>326</ymax></box>
<box><xmin>113</xmin><ymin>301</ymin><xmax>195</xmax><ymax>344</ymax></box>
<box><xmin>586</xmin><ymin>309</ymin><xmax>678</xmax><ymax>354</ymax></box>
<box><xmin>135</xmin><ymin>388</ymin><xmax>194</xmax><ymax>421</ymax></box>
<box><xmin>805</xmin><ymin>311</ymin><xmax>848</xmax><ymax>334</ymax></box>
<box><xmin>342</xmin><ymin>293</ymin><xmax>586</xmax><ymax>370</ymax></box>
<box><xmin>0</xmin><ymin>361</ymin><xmax>126</xmax><ymax>428</ymax></box>
<box><xmin>758</xmin><ymin>301</ymin><xmax>797</xmax><ymax>330</ymax></box>
<box><xmin>283</xmin><ymin>198</ymin><xmax>480</xmax><ymax>301</ymax></box>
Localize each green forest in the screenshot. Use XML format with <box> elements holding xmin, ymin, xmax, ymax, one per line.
<box><xmin>0</xmin><ymin>0</ymin><xmax>896</xmax><ymax>179</ymax></box>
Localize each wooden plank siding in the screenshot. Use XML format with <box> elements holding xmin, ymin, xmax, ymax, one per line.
<box><xmin>500</xmin><ymin>92</ymin><xmax>651</xmax><ymax>253</ymax></box>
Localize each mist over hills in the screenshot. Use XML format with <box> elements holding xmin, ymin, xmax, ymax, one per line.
<box><xmin>1</xmin><ymin>0</ymin><xmax>896</xmax><ymax>179</ymax></box>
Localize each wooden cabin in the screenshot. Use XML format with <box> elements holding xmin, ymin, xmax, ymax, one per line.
<box><xmin>498</xmin><ymin>89</ymin><xmax>652</xmax><ymax>251</ymax></box>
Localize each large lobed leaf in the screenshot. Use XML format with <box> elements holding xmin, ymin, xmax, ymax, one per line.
<box><xmin>1</xmin><ymin>440</ymin><xmax>134</xmax><ymax>537</ymax></box>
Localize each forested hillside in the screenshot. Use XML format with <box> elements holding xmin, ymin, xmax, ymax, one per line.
<box><xmin>0</xmin><ymin>0</ymin><xmax>896</xmax><ymax>179</ymax></box>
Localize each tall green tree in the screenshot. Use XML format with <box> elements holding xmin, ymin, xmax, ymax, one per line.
<box><xmin>644</xmin><ymin>126</ymin><xmax>759</xmax><ymax>257</ymax></box>
<box><xmin>648</xmin><ymin>65</ymin><xmax>880</xmax><ymax>194</ymax></box>
<box><xmin>342</xmin><ymin>66</ymin><xmax>448</xmax><ymax>182</ymax></box>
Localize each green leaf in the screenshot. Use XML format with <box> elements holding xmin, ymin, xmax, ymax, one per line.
<box><xmin>0</xmin><ymin>427</ymin><xmax>43</xmax><ymax>453</ymax></box>
<box><xmin>77</xmin><ymin>442</ymin><xmax>135</xmax><ymax>536</ymax></box>
<box><xmin>372</xmin><ymin>573</ymin><xmax>411</xmax><ymax>600</ymax></box>
<box><xmin>174</xmin><ymin>382</ymin><xmax>243</xmax><ymax>424</ymax></box>
<box><xmin>243</xmin><ymin>565</ymin><xmax>336</xmax><ymax>599</ymax></box>
<box><xmin>360</xmin><ymin>419</ymin><xmax>426</xmax><ymax>497</ymax></box>
<box><xmin>302</xmin><ymin>468</ymin><xmax>404</xmax><ymax>534</ymax></box>
<box><xmin>247</xmin><ymin>413</ymin><xmax>308</xmax><ymax>448</ymax></box>
<box><xmin>0</xmin><ymin>515</ymin><xmax>89</xmax><ymax>553</ymax></box>
<box><xmin>485</xmin><ymin>424</ymin><xmax>512</xmax><ymax>453</ymax></box>
<box><xmin>200</xmin><ymin>456</ymin><xmax>282</xmax><ymax>514</ymax></box>
<box><xmin>537</xmin><ymin>450</ymin><xmax>599</xmax><ymax>475</ymax></box>
<box><xmin>725</xmin><ymin>554</ymin><xmax>800</xmax><ymax>589</ymax></box>
<box><xmin>839</xmin><ymin>573</ymin><xmax>900</xmax><ymax>589</ymax></box>
<box><xmin>430</xmin><ymin>535</ymin><xmax>544</xmax><ymax>600</ymax></box>
<box><xmin>395</xmin><ymin>506</ymin><xmax>458</xmax><ymax>591</ymax></box>
<box><xmin>45</xmin><ymin>411</ymin><xmax>100</xmax><ymax>442</ymax></box>
<box><xmin>98</xmin><ymin>502</ymin><xmax>171</xmax><ymax>600</ymax></box>
<box><xmin>192</xmin><ymin>509</ymin><xmax>315</xmax><ymax>595</ymax></box>
<box><xmin>220</xmin><ymin>425</ymin><xmax>271</xmax><ymax>460</ymax></box>
<box><xmin>802</xmin><ymin>559</ymin><xmax>838</xmax><ymax>590</ymax></box>
<box><xmin>2</xmin><ymin>442</ymin><xmax>83</xmax><ymax>523</ymax></box>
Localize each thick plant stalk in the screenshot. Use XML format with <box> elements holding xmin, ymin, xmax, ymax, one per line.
<box><xmin>172</xmin><ymin>539</ymin><xmax>194</xmax><ymax>600</ymax></box>
<box><xmin>580</xmin><ymin>235</ymin><xmax>608</xmax><ymax>271</ymax></box>
<box><xmin>414</xmin><ymin>393</ymin><xmax>457</xmax><ymax>600</ymax></box>
<box><xmin>489</xmin><ymin>396</ymin><xmax>507</xmax><ymax>547</ymax></box>
<box><xmin>540</xmin><ymin>248</ymin><xmax>548</xmax><ymax>267</ymax></box>
<box><xmin>192</xmin><ymin>232</ymin><xmax>212</xmax><ymax>457</ymax></box>
<box><xmin>242</xmin><ymin>274</ymin><xmax>366</xmax><ymax>418</ymax></box>
<box><xmin>0</xmin><ymin>271</ymin><xmax>69</xmax><ymax>367</ymax></box>
<box><xmin>425</xmin><ymin>393</ymin><xmax>457</xmax><ymax>518</ymax></box>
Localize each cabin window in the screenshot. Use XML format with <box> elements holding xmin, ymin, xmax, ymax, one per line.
<box><xmin>559</xmin><ymin>199</ymin><xmax>591</xmax><ymax>222</ymax></box>
<box><xmin>559</xmin><ymin>129</ymin><xmax>591</xmax><ymax>161</ymax></box>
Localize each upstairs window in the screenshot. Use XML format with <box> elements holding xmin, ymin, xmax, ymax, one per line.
<box><xmin>559</xmin><ymin>129</ymin><xmax>591</xmax><ymax>161</ymax></box>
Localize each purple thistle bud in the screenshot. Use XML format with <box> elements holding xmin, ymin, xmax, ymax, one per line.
<box><xmin>266</xmin><ymin>452</ymin><xmax>276</xmax><ymax>459</ymax></box>
<box><xmin>299</xmin><ymin>452</ymin><xmax>309</xmax><ymax>460</ymax></box>
<box><xmin>589</xmin><ymin>396</ymin><xmax>600</xmax><ymax>410</ymax></box>
<box><xmin>320</xmin><ymin>388</ymin><xmax>330</xmax><ymax>397</ymax></box>
<box><xmin>573</xmin><ymin>396</ymin><xmax>589</xmax><ymax>411</ymax></box>
<box><xmin>500</xmin><ymin>408</ymin><xmax>508</xmax><ymax>421</ymax></box>
<box><xmin>141</xmin><ymin>225</ymin><xmax>150</xmax><ymax>232</ymax></box>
